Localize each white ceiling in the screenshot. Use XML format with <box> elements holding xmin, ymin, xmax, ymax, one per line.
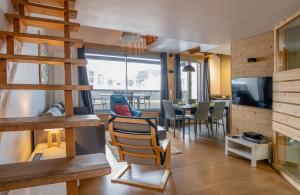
<box><xmin>77</xmin><ymin>0</ymin><xmax>300</xmax><ymax>53</ymax></box>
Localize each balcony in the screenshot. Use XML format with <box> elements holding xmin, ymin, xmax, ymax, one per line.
<box><xmin>91</xmin><ymin>89</ymin><xmax>160</xmax><ymax>113</ymax></box>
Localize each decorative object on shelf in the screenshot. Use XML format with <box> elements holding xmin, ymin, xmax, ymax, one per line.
<box><xmin>44</xmin><ymin>128</ymin><xmax>63</xmax><ymax>147</ymax></box>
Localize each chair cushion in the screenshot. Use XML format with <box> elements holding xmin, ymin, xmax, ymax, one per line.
<box><xmin>114</xmin><ymin>104</ymin><xmax>132</xmax><ymax>116</ymax></box>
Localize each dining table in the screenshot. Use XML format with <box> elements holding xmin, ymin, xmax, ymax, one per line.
<box><xmin>173</xmin><ymin>103</ymin><xmax>230</xmax><ymax>138</ymax></box>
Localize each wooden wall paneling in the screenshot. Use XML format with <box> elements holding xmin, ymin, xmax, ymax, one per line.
<box><xmin>272</xmin><ymin>121</ymin><xmax>300</xmax><ymax>142</ymax></box>
<box><xmin>231</xmin><ymin>105</ymin><xmax>272</xmax><ymax>137</ymax></box>
<box><xmin>231</xmin><ymin>32</ymin><xmax>274</xmax><ymax>78</ymax></box>
<box><xmin>272</xmin><ymin>9</ymin><xmax>300</xmax><ymax>191</ymax></box>
<box><xmin>273</xmin><ymin>112</ymin><xmax>300</xmax><ymax>130</ymax></box>
<box><xmin>273</xmin><ymin>92</ymin><xmax>300</xmax><ymax>105</ymax></box>
<box><xmin>273</xmin><ymin>102</ymin><xmax>300</xmax><ymax>118</ymax></box>
<box><xmin>273</xmin><ymin>66</ymin><xmax>300</xmax><ymax>81</ymax></box>
<box><xmin>231</xmin><ymin>32</ymin><xmax>274</xmax><ymax>137</ymax></box>
<box><xmin>273</xmin><ymin>80</ymin><xmax>300</xmax><ymax>92</ymax></box>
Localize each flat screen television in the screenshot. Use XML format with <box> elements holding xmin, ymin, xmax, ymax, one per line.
<box><xmin>232</xmin><ymin>77</ymin><xmax>272</xmax><ymax>109</ymax></box>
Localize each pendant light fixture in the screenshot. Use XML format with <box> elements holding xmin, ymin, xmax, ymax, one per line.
<box><xmin>182</xmin><ymin>57</ymin><xmax>195</xmax><ymax>72</ymax></box>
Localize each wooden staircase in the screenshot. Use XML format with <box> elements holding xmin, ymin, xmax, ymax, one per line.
<box><xmin>0</xmin><ymin>0</ymin><xmax>111</xmax><ymax>194</ymax></box>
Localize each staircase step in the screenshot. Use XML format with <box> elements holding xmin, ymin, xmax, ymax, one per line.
<box><xmin>0</xmin><ymin>115</ymin><xmax>101</xmax><ymax>131</ymax></box>
<box><xmin>30</xmin><ymin>0</ymin><xmax>76</xmax><ymax>9</ymax></box>
<box><xmin>0</xmin><ymin>84</ymin><xmax>93</xmax><ymax>91</ymax></box>
<box><xmin>0</xmin><ymin>153</ymin><xmax>111</xmax><ymax>191</ymax></box>
<box><xmin>12</xmin><ymin>0</ymin><xmax>77</xmax><ymax>19</ymax></box>
<box><xmin>0</xmin><ymin>54</ymin><xmax>87</xmax><ymax>66</ymax></box>
<box><xmin>0</xmin><ymin>31</ymin><xmax>83</xmax><ymax>48</ymax></box>
<box><xmin>5</xmin><ymin>14</ymin><xmax>80</xmax><ymax>32</ymax></box>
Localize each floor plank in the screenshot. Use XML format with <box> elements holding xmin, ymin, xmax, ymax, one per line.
<box><xmin>79</xmin><ymin>130</ymin><xmax>298</xmax><ymax>195</ymax></box>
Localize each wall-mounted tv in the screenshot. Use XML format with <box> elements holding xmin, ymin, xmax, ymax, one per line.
<box><xmin>232</xmin><ymin>77</ymin><xmax>272</xmax><ymax>109</ymax></box>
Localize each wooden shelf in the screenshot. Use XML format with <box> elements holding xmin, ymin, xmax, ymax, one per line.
<box><xmin>0</xmin><ymin>84</ymin><xmax>92</xmax><ymax>91</ymax></box>
<box><xmin>0</xmin><ymin>153</ymin><xmax>111</xmax><ymax>191</ymax></box>
<box><xmin>0</xmin><ymin>115</ymin><xmax>101</xmax><ymax>132</ymax></box>
<box><xmin>0</xmin><ymin>54</ymin><xmax>87</xmax><ymax>66</ymax></box>
<box><xmin>5</xmin><ymin>14</ymin><xmax>80</xmax><ymax>32</ymax></box>
<box><xmin>12</xmin><ymin>0</ymin><xmax>77</xmax><ymax>19</ymax></box>
<box><xmin>30</xmin><ymin>0</ymin><xmax>76</xmax><ymax>9</ymax></box>
<box><xmin>0</xmin><ymin>31</ymin><xmax>83</xmax><ymax>48</ymax></box>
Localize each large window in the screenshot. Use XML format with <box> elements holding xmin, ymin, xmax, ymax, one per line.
<box><xmin>86</xmin><ymin>53</ymin><xmax>161</xmax><ymax>112</ymax></box>
<box><xmin>181</xmin><ymin>62</ymin><xmax>200</xmax><ymax>100</ymax></box>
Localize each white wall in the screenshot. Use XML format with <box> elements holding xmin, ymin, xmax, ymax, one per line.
<box><xmin>0</xmin><ymin>0</ymin><xmax>48</xmax><ymax>187</ymax></box>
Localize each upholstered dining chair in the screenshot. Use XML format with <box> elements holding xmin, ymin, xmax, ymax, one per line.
<box><xmin>186</xmin><ymin>102</ymin><xmax>211</xmax><ymax>136</ymax></box>
<box><xmin>209</xmin><ymin>102</ymin><xmax>226</xmax><ymax>135</ymax></box>
<box><xmin>108</xmin><ymin>115</ymin><xmax>171</xmax><ymax>191</ymax></box>
<box><xmin>162</xmin><ymin>100</ymin><xmax>184</xmax><ymax>138</ymax></box>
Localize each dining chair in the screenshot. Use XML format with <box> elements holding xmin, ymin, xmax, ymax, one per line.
<box><xmin>137</xmin><ymin>92</ymin><xmax>152</xmax><ymax>108</ymax></box>
<box><xmin>188</xmin><ymin>99</ymin><xmax>197</xmax><ymax>105</ymax></box>
<box><xmin>186</xmin><ymin>102</ymin><xmax>211</xmax><ymax>136</ymax></box>
<box><xmin>162</xmin><ymin>100</ymin><xmax>184</xmax><ymax>138</ymax></box>
<box><xmin>209</xmin><ymin>102</ymin><xmax>226</xmax><ymax>135</ymax></box>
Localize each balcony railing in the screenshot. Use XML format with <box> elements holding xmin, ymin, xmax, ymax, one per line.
<box><xmin>91</xmin><ymin>89</ymin><xmax>161</xmax><ymax>113</ymax></box>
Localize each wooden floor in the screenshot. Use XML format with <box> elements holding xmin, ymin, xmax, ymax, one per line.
<box><xmin>79</xmin><ymin>130</ymin><xmax>298</xmax><ymax>195</ymax></box>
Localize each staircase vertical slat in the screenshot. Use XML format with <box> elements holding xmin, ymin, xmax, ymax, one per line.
<box><xmin>6</xmin><ymin>36</ymin><xmax>14</xmax><ymax>54</ymax></box>
<box><xmin>63</xmin><ymin>1</ymin><xmax>78</xmax><ymax>195</ymax></box>
<box><xmin>13</xmin><ymin>18</ymin><xmax>20</xmax><ymax>33</ymax></box>
<box><xmin>0</xmin><ymin>59</ymin><xmax>7</xmax><ymax>85</ymax></box>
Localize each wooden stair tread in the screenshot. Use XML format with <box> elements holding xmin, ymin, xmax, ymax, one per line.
<box><xmin>0</xmin><ymin>31</ymin><xmax>83</xmax><ymax>47</ymax></box>
<box><xmin>0</xmin><ymin>153</ymin><xmax>111</xmax><ymax>191</ymax></box>
<box><xmin>5</xmin><ymin>14</ymin><xmax>80</xmax><ymax>32</ymax></box>
<box><xmin>12</xmin><ymin>0</ymin><xmax>77</xmax><ymax>19</ymax></box>
<box><xmin>31</xmin><ymin>0</ymin><xmax>76</xmax><ymax>9</ymax></box>
<box><xmin>0</xmin><ymin>54</ymin><xmax>87</xmax><ymax>66</ymax></box>
<box><xmin>0</xmin><ymin>84</ymin><xmax>92</xmax><ymax>91</ymax></box>
<box><xmin>0</xmin><ymin>115</ymin><xmax>101</xmax><ymax>131</ymax></box>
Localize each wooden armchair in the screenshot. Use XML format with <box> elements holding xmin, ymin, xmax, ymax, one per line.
<box><xmin>108</xmin><ymin>115</ymin><xmax>171</xmax><ymax>191</ymax></box>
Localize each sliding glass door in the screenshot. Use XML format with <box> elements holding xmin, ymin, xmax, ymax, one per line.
<box><xmin>86</xmin><ymin>53</ymin><xmax>161</xmax><ymax>112</ymax></box>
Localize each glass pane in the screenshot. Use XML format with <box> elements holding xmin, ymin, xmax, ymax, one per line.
<box><xmin>181</xmin><ymin>66</ymin><xmax>188</xmax><ymax>99</ymax></box>
<box><xmin>277</xmin><ymin>133</ymin><xmax>300</xmax><ymax>180</ymax></box>
<box><xmin>278</xmin><ymin>16</ymin><xmax>300</xmax><ymax>70</ymax></box>
<box><xmin>127</xmin><ymin>61</ymin><xmax>161</xmax><ymax>109</ymax></box>
<box><xmin>87</xmin><ymin>59</ymin><xmax>126</xmax><ymax>90</ymax></box>
<box><xmin>87</xmin><ymin>58</ymin><xmax>126</xmax><ymax>112</ymax></box>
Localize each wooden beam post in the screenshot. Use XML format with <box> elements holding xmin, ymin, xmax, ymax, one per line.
<box><xmin>63</xmin><ymin>1</ymin><xmax>78</xmax><ymax>194</ymax></box>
